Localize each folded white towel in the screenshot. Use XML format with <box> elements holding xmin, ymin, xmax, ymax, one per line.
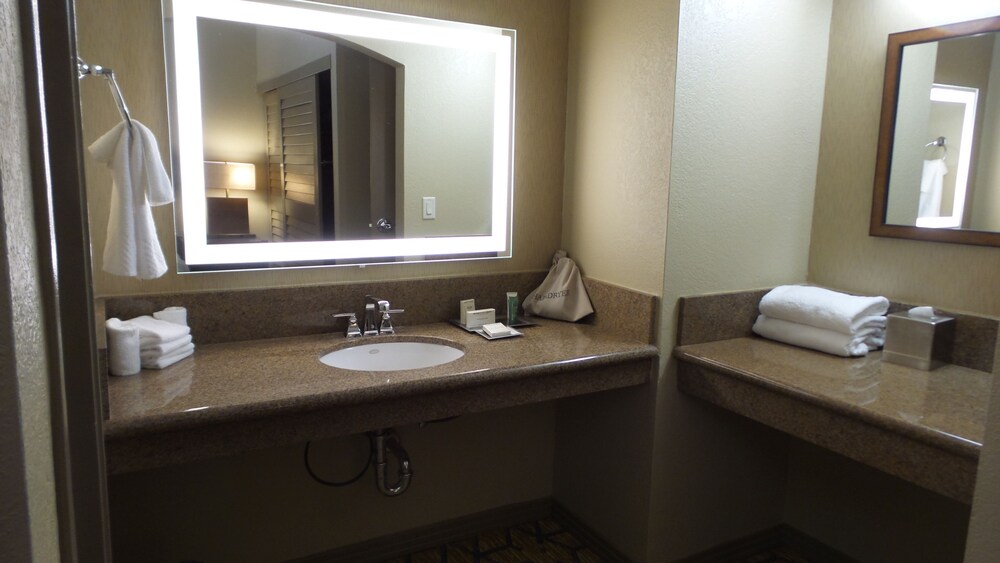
<box><xmin>752</xmin><ymin>315</ymin><xmax>882</xmax><ymax>357</ymax></box>
<box><xmin>127</xmin><ymin>315</ymin><xmax>191</xmax><ymax>346</ymax></box>
<box><xmin>106</xmin><ymin>318</ymin><xmax>141</xmax><ymax>376</ymax></box>
<box><xmin>141</xmin><ymin>342</ymin><xmax>195</xmax><ymax>370</ymax></box>
<box><xmin>140</xmin><ymin>334</ymin><xmax>193</xmax><ymax>359</ymax></box>
<box><xmin>759</xmin><ymin>285</ymin><xmax>889</xmax><ymax>334</ymax></box>
<box><xmin>153</xmin><ymin>306</ymin><xmax>188</xmax><ymax>327</ymax></box>
<box><xmin>89</xmin><ymin>120</ymin><xmax>173</xmax><ymax>280</ymax></box>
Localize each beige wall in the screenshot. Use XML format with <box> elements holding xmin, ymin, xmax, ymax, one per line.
<box><xmin>649</xmin><ymin>2</ymin><xmax>834</xmax><ymax>560</ymax></box>
<box><xmin>77</xmin><ymin>0</ymin><xmax>568</xmax><ymax>297</ymax></box>
<box><xmin>809</xmin><ymin>0</ymin><xmax>1000</xmax><ymax>316</ymax></box>
<box><xmin>554</xmin><ymin>3</ymin><xmax>677</xmax><ymax>558</ymax></box>
<box><xmin>560</xmin><ymin>0</ymin><xmax>673</xmax><ymax>296</ymax></box>
<box><xmin>0</xmin><ymin>2</ymin><xmax>59</xmax><ymax>559</ymax></box>
<box><xmin>966</xmin><ymin>338</ymin><xmax>1000</xmax><ymax>561</ymax></box>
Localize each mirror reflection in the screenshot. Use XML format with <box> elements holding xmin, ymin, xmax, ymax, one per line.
<box><xmin>872</xmin><ymin>16</ymin><xmax>1000</xmax><ymax>246</ymax></box>
<box><xmin>165</xmin><ymin>0</ymin><xmax>514</xmax><ymax>269</ymax></box>
<box><xmin>888</xmin><ymin>33</ymin><xmax>997</xmax><ymax>230</ymax></box>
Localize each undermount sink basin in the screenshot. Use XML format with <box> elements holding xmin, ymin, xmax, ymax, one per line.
<box><xmin>320</xmin><ymin>340</ymin><xmax>465</xmax><ymax>371</ymax></box>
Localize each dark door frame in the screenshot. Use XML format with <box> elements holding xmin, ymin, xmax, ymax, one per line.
<box><xmin>19</xmin><ymin>0</ymin><xmax>110</xmax><ymax>560</ymax></box>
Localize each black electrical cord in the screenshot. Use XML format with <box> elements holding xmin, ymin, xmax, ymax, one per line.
<box><xmin>304</xmin><ymin>434</ymin><xmax>374</xmax><ymax>487</ymax></box>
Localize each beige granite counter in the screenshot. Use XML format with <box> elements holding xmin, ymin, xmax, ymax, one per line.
<box><xmin>106</xmin><ymin>320</ymin><xmax>657</xmax><ymax>474</ymax></box>
<box><xmin>675</xmin><ymin>337</ymin><xmax>990</xmax><ymax>503</ymax></box>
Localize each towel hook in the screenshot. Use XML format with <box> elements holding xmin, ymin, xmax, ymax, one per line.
<box><xmin>77</xmin><ymin>56</ymin><xmax>133</xmax><ymax>128</ymax></box>
<box><xmin>924</xmin><ymin>136</ymin><xmax>946</xmax><ymax>159</ymax></box>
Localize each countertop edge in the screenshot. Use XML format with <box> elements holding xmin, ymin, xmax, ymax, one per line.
<box><xmin>106</xmin><ymin>344</ymin><xmax>658</xmax><ymax>440</ymax></box>
<box><xmin>673</xmin><ymin>344</ymin><xmax>981</xmax><ymax>460</ymax></box>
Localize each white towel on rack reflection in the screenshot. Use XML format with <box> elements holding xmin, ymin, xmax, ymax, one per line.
<box><xmin>89</xmin><ymin>120</ymin><xmax>173</xmax><ymax>279</ymax></box>
<box><xmin>917</xmin><ymin>158</ymin><xmax>947</xmax><ymax>218</ymax></box>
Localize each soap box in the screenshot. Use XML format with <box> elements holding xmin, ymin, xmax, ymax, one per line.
<box><xmin>465</xmin><ymin>308</ymin><xmax>496</xmax><ymax>329</ymax></box>
<box><xmin>882</xmin><ymin>311</ymin><xmax>955</xmax><ymax>370</ymax></box>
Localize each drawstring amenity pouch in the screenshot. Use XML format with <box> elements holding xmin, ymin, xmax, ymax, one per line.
<box><xmin>524</xmin><ymin>250</ymin><xmax>594</xmax><ymax>322</ymax></box>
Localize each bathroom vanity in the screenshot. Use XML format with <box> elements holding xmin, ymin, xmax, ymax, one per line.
<box><xmin>101</xmin><ymin>276</ymin><xmax>659</xmax><ymax>474</ymax></box>
<box><xmin>673</xmin><ymin>289</ymin><xmax>995</xmax><ymax>504</ymax></box>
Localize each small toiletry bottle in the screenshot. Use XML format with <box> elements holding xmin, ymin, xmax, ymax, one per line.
<box><xmin>506</xmin><ymin>292</ymin><xmax>518</xmax><ymax>324</ymax></box>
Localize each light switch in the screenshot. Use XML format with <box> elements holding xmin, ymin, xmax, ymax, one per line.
<box><xmin>422</xmin><ymin>196</ymin><xmax>436</xmax><ymax>219</ymax></box>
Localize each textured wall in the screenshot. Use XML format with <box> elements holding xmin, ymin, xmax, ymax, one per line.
<box><xmin>966</xmin><ymin>338</ymin><xmax>1000</xmax><ymax>561</ymax></box>
<box><xmin>651</xmin><ymin>1</ymin><xmax>834</xmax><ymax>560</ymax></box>
<box><xmin>560</xmin><ymin>0</ymin><xmax>673</xmax><ymax>296</ymax></box>
<box><xmin>0</xmin><ymin>1</ymin><xmax>59</xmax><ymax>560</ymax></box>
<box><xmin>554</xmin><ymin>3</ymin><xmax>676</xmax><ymax>559</ymax></box>
<box><xmin>808</xmin><ymin>0</ymin><xmax>1000</xmax><ymax>316</ymax></box>
<box><xmin>77</xmin><ymin>0</ymin><xmax>568</xmax><ymax>297</ymax></box>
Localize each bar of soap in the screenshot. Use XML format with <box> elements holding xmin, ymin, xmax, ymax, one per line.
<box><xmin>482</xmin><ymin>322</ymin><xmax>511</xmax><ymax>337</ymax></box>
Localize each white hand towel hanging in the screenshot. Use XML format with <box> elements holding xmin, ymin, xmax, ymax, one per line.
<box><xmin>89</xmin><ymin>120</ymin><xmax>173</xmax><ymax>279</ymax></box>
<box><xmin>918</xmin><ymin>158</ymin><xmax>948</xmax><ymax>218</ymax></box>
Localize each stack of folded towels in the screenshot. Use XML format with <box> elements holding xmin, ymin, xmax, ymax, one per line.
<box><xmin>752</xmin><ymin>285</ymin><xmax>889</xmax><ymax>357</ymax></box>
<box><xmin>106</xmin><ymin>306</ymin><xmax>194</xmax><ymax>376</ymax></box>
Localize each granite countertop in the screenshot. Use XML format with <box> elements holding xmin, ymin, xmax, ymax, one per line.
<box><xmin>107</xmin><ymin>320</ymin><xmax>658</xmax><ymax>440</ymax></box>
<box><xmin>674</xmin><ymin>337</ymin><xmax>990</xmax><ymax>459</ymax></box>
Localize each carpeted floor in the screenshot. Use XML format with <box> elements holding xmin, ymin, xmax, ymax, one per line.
<box><xmin>380</xmin><ymin>518</ymin><xmax>843</xmax><ymax>563</ymax></box>
<box><xmin>381</xmin><ymin>517</ymin><xmax>608</xmax><ymax>563</ymax></box>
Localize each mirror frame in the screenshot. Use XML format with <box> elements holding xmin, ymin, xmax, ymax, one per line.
<box><xmin>870</xmin><ymin>15</ymin><xmax>1000</xmax><ymax>247</ymax></box>
<box><xmin>165</xmin><ymin>0</ymin><xmax>515</xmax><ymax>268</ymax></box>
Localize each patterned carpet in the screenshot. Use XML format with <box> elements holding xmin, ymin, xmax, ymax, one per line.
<box><xmin>381</xmin><ymin>517</ymin><xmax>609</xmax><ymax>563</ymax></box>
<box><xmin>736</xmin><ymin>545</ymin><xmax>814</xmax><ymax>563</ymax></box>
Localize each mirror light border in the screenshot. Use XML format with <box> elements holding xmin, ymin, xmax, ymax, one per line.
<box><xmin>166</xmin><ymin>0</ymin><xmax>515</xmax><ymax>266</ymax></box>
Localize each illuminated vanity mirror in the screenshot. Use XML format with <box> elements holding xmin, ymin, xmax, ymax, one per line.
<box><xmin>871</xmin><ymin>15</ymin><xmax>1000</xmax><ymax>247</ymax></box>
<box><xmin>163</xmin><ymin>0</ymin><xmax>515</xmax><ymax>269</ymax></box>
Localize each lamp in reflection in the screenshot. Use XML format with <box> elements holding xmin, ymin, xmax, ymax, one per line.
<box><xmin>204</xmin><ymin>161</ymin><xmax>255</xmax><ymax>241</ymax></box>
<box><xmin>204</xmin><ymin>161</ymin><xmax>256</xmax><ymax>197</ymax></box>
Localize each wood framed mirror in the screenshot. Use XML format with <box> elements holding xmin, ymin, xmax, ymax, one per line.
<box><xmin>870</xmin><ymin>15</ymin><xmax>1000</xmax><ymax>247</ymax></box>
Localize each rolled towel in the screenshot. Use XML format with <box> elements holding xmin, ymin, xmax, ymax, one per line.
<box><xmin>752</xmin><ymin>315</ymin><xmax>882</xmax><ymax>357</ymax></box>
<box><xmin>141</xmin><ymin>342</ymin><xmax>195</xmax><ymax>370</ymax></box>
<box><xmin>759</xmin><ymin>285</ymin><xmax>889</xmax><ymax>334</ymax></box>
<box><xmin>127</xmin><ymin>315</ymin><xmax>190</xmax><ymax>346</ymax></box>
<box><xmin>106</xmin><ymin>318</ymin><xmax>141</xmax><ymax>376</ymax></box>
<box><xmin>153</xmin><ymin>306</ymin><xmax>188</xmax><ymax>327</ymax></box>
<box><xmin>140</xmin><ymin>334</ymin><xmax>193</xmax><ymax>359</ymax></box>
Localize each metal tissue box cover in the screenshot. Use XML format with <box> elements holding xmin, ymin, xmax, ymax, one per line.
<box><xmin>882</xmin><ymin>311</ymin><xmax>955</xmax><ymax>370</ymax></box>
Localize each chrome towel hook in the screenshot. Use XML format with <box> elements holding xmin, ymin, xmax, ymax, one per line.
<box><xmin>77</xmin><ymin>56</ymin><xmax>133</xmax><ymax>128</ymax></box>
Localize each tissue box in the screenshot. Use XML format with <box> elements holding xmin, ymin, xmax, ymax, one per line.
<box><xmin>882</xmin><ymin>311</ymin><xmax>955</xmax><ymax>370</ymax></box>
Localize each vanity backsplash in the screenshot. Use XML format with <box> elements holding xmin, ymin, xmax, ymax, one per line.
<box><xmin>98</xmin><ymin>273</ymin><xmax>657</xmax><ymax>348</ymax></box>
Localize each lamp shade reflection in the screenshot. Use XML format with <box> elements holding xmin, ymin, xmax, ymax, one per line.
<box><xmin>204</xmin><ymin>161</ymin><xmax>256</xmax><ymax>192</ymax></box>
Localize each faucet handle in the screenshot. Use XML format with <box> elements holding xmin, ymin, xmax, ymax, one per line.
<box><xmin>379</xmin><ymin>309</ymin><xmax>404</xmax><ymax>335</ymax></box>
<box><xmin>333</xmin><ymin>312</ymin><xmax>362</xmax><ymax>338</ymax></box>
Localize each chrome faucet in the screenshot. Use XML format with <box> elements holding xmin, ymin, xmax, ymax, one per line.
<box><xmin>332</xmin><ymin>313</ymin><xmax>362</xmax><ymax>338</ymax></box>
<box><xmin>365</xmin><ymin>295</ymin><xmax>404</xmax><ymax>336</ymax></box>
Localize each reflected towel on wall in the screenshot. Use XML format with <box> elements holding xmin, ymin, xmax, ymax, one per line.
<box><xmin>917</xmin><ymin>158</ymin><xmax>947</xmax><ymax>218</ymax></box>
<box><xmin>89</xmin><ymin>120</ymin><xmax>173</xmax><ymax>279</ymax></box>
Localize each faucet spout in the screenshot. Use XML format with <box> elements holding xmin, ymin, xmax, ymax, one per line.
<box><xmin>364</xmin><ymin>295</ymin><xmax>402</xmax><ymax>335</ymax></box>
